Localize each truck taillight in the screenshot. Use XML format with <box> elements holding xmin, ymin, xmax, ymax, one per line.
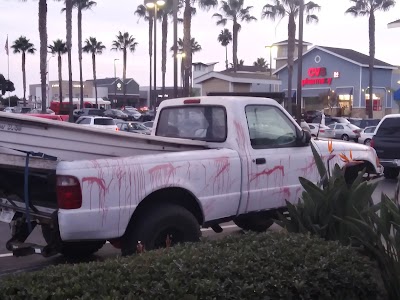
<box><xmin>57</xmin><ymin>176</ymin><xmax>82</xmax><ymax>209</ymax></box>
<box><xmin>184</xmin><ymin>99</ymin><xmax>201</xmax><ymax>104</ymax></box>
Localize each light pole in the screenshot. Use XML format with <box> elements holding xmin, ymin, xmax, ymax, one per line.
<box><xmin>46</xmin><ymin>55</ymin><xmax>55</xmax><ymax>109</ymax></box>
<box><xmin>177</xmin><ymin>52</ymin><xmax>186</xmax><ymax>93</ymax></box>
<box><xmin>265</xmin><ymin>45</ymin><xmax>276</xmax><ymax>92</ymax></box>
<box><xmin>173</xmin><ymin>0</ymin><xmax>178</xmax><ymax>98</ymax></box>
<box><xmin>145</xmin><ymin>0</ymin><xmax>165</xmax><ymax>111</ymax></box>
<box><xmin>114</xmin><ymin>58</ymin><xmax>119</xmax><ymax>107</ymax></box>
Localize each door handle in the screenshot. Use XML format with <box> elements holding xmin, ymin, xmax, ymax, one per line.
<box><xmin>254</xmin><ymin>158</ymin><xmax>266</xmax><ymax>165</ymax></box>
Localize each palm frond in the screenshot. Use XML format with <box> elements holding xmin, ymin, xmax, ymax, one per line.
<box><xmin>306</xmin><ymin>14</ymin><xmax>318</xmax><ymax>24</ymax></box>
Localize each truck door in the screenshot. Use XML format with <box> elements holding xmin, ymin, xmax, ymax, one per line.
<box><xmin>240</xmin><ymin>104</ymin><xmax>318</xmax><ymax>213</ymax></box>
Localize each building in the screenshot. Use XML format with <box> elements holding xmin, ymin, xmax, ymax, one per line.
<box><xmin>29</xmin><ymin>77</ymin><xmax>140</xmax><ymax>108</ymax></box>
<box><xmin>274</xmin><ymin>45</ymin><xmax>398</xmax><ymax>118</ymax></box>
<box><xmin>273</xmin><ymin>39</ymin><xmax>312</xmax><ymax>69</ymax></box>
<box><xmin>193</xmin><ymin>64</ymin><xmax>281</xmax><ymax>96</ymax></box>
<box><xmin>388</xmin><ymin>19</ymin><xmax>400</xmax><ymax>28</ymax></box>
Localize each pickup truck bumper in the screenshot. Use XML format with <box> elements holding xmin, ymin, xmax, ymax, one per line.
<box><xmin>379</xmin><ymin>159</ymin><xmax>400</xmax><ymax>168</ymax></box>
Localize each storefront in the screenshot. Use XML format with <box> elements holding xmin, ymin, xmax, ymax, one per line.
<box><xmin>274</xmin><ymin>45</ymin><xmax>398</xmax><ymax>118</ymax></box>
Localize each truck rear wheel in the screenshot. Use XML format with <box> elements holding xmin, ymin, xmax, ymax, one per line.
<box><xmin>384</xmin><ymin>168</ymin><xmax>400</xmax><ymax>180</ymax></box>
<box><xmin>234</xmin><ymin>215</ymin><xmax>274</xmax><ymax>232</ymax></box>
<box><xmin>42</xmin><ymin>225</ymin><xmax>105</xmax><ymax>259</ymax></box>
<box><xmin>121</xmin><ymin>203</ymin><xmax>201</xmax><ymax>256</ymax></box>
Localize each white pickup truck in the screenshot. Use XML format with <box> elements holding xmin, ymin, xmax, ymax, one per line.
<box><xmin>0</xmin><ymin>96</ymin><xmax>383</xmax><ymax>258</ymax></box>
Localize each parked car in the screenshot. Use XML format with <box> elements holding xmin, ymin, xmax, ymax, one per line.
<box><xmin>73</xmin><ymin>108</ymin><xmax>104</xmax><ymax>121</ymax></box>
<box><xmin>103</xmin><ymin>109</ymin><xmax>129</xmax><ymax>120</ymax></box>
<box><xmin>311</xmin><ymin>115</ymin><xmax>350</xmax><ymax>126</ymax></box>
<box><xmin>358</xmin><ymin>126</ymin><xmax>376</xmax><ymax>146</ymax></box>
<box><xmin>14</xmin><ymin>107</ymin><xmax>32</xmax><ymax>114</ymax></box>
<box><xmin>30</xmin><ymin>108</ymin><xmax>56</xmax><ymax>115</ymax></box>
<box><xmin>371</xmin><ymin>114</ymin><xmax>400</xmax><ymax>179</ymax></box>
<box><xmin>303</xmin><ymin>110</ymin><xmax>322</xmax><ymax>123</ymax></box>
<box><xmin>76</xmin><ymin>116</ymin><xmax>118</xmax><ymax>131</ymax></box>
<box><xmin>308</xmin><ymin>123</ymin><xmax>330</xmax><ymax>137</ymax></box>
<box><xmin>123</xmin><ymin>109</ymin><xmax>142</xmax><ymax>121</ymax></box>
<box><xmin>142</xmin><ymin>121</ymin><xmax>154</xmax><ymax>129</ymax></box>
<box><xmin>141</xmin><ymin>110</ymin><xmax>155</xmax><ymax>121</ymax></box>
<box><xmin>2</xmin><ymin>107</ymin><xmax>15</xmax><ymax>113</ymax></box>
<box><xmin>325</xmin><ymin>123</ymin><xmax>361</xmax><ymax>141</ymax></box>
<box><xmin>348</xmin><ymin>118</ymin><xmax>380</xmax><ymax>129</ymax></box>
<box><xmin>117</xmin><ymin>121</ymin><xmax>151</xmax><ymax>135</ymax></box>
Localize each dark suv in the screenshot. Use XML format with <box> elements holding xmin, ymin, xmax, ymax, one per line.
<box><xmin>371</xmin><ymin>115</ymin><xmax>400</xmax><ymax>179</ymax></box>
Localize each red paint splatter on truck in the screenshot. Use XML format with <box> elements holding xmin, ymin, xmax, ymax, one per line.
<box><xmin>250</xmin><ymin>165</ymin><xmax>285</xmax><ymax>183</ymax></box>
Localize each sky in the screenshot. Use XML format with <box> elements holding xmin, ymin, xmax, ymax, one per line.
<box><xmin>0</xmin><ymin>0</ymin><xmax>399</xmax><ymax>97</ymax></box>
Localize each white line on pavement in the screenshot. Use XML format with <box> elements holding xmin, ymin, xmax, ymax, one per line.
<box><xmin>0</xmin><ymin>225</ymin><xmax>239</xmax><ymax>258</ymax></box>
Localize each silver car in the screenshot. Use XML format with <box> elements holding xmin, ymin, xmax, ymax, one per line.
<box><xmin>358</xmin><ymin>126</ymin><xmax>376</xmax><ymax>146</ymax></box>
<box><xmin>325</xmin><ymin>123</ymin><xmax>361</xmax><ymax>142</ymax></box>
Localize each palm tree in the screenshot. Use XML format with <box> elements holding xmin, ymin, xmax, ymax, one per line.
<box><xmin>135</xmin><ymin>5</ymin><xmax>154</xmax><ymax>105</ymax></box>
<box><xmin>83</xmin><ymin>37</ymin><xmax>105</xmax><ymax>105</ymax></box>
<box><xmin>217</xmin><ymin>28</ymin><xmax>232</xmax><ymax>69</ymax></box>
<box><xmin>262</xmin><ymin>0</ymin><xmax>320</xmax><ymax>114</ymax></box>
<box><xmin>345</xmin><ymin>0</ymin><xmax>395</xmax><ymax>118</ymax></box>
<box><xmin>65</xmin><ymin>0</ymin><xmax>74</xmax><ymax>121</ymax></box>
<box><xmin>183</xmin><ymin>0</ymin><xmax>218</xmax><ymax>96</ymax></box>
<box><xmin>213</xmin><ymin>0</ymin><xmax>257</xmax><ymax>72</ymax></box>
<box><xmin>48</xmin><ymin>39</ymin><xmax>67</xmax><ymax>104</ymax></box>
<box><xmin>254</xmin><ymin>57</ymin><xmax>267</xmax><ymax>68</ymax></box>
<box><xmin>11</xmin><ymin>36</ymin><xmax>36</xmax><ymax>106</ymax></box>
<box><xmin>111</xmin><ymin>32</ymin><xmax>138</xmax><ymax>104</ymax></box>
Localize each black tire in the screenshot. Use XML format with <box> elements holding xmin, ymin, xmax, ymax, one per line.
<box><xmin>121</xmin><ymin>203</ymin><xmax>200</xmax><ymax>256</ymax></box>
<box><xmin>384</xmin><ymin>168</ymin><xmax>400</xmax><ymax>180</ymax></box>
<box><xmin>341</xmin><ymin>134</ymin><xmax>349</xmax><ymax>141</ymax></box>
<box><xmin>42</xmin><ymin>225</ymin><xmax>105</xmax><ymax>259</ymax></box>
<box><xmin>364</xmin><ymin>139</ymin><xmax>371</xmax><ymax>146</ymax></box>
<box><xmin>234</xmin><ymin>215</ymin><xmax>274</xmax><ymax>232</ymax></box>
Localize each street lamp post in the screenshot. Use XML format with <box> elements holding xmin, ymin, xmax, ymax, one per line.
<box><xmin>265</xmin><ymin>45</ymin><xmax>276</xmax><ymax>92</ymax></box>
<box><xmin>173</xmin><ymin>0</ymin><xmax>178</xmax><ymax>98</ymax></box>
<box><xmin>145</xmin><ymin>0</ymin><xmax>165</xmax><ymax>111</ymax></box>
<box><xmin>114</xmin><ymin>58</ymin><xmax>119</xmax><ymax>107</ymax></box>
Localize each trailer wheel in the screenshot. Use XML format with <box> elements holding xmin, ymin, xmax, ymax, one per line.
<box><xmin>42</xmin><ymin>225</ymin><xmax>105</xmax><ymax>259</ymax></box>
<box><xmin>234</xmin><ymin>215</ymin><xmax>274</xmax><ymax>232</ymax></box>
<box><xmin>121</xmin><ymin>203</ymin><xmax>201</xmax><ymax>256</ymax></box>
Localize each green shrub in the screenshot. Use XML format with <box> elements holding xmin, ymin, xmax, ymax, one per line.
<box><xmin>277</xmin><ymin>141</ymin><xmax>377</xmax><ymax>245</ymax></box>
<box><xmin>0</xmin><ymin>232</ymin><xmax>381</xmax><ymax>300</ymax></box>
<box><xmin>342</xmin><ymin>179</ymin><xmax>400</xmax><ymax>300</ymax></box>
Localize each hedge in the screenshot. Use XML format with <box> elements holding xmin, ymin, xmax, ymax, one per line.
<box><xmin>0</xmin><ymin>232</ymin><xmax>382</xmax><ymax>300</ymax></box>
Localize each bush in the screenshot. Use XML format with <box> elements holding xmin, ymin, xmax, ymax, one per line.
<box><xmin>0</xmin><ymin>232</ymin><xmax>381</xmax><ymax>300</ymax></box>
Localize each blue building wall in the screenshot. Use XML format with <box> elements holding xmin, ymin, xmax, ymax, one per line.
<box><xmin>275</xmin><ymin>47</ymin><xmax>395</xmax><ymax>114</ymax></box>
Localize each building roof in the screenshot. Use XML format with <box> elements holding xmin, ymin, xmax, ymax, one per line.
<box><xmin>388</xmin><ymin>19</ymin><xmax>400</xmax><ymax>28</ymax></box>
<box><xmin>223</xmin><ymin>65</ymin><xmax>268</xmax><ymax>73</ymax></box>
<box><xmin>85</xmin><ymin>77</ymin><xmax>137</xmax><ymax>85</ymax></box>
<box><xmin>272</xmin><ymin>39</ymin><xmax>312</xmax><ymax>46</ymax></box>
<box><xmin>193</xmin><ymin>71</ymin><xmax>281</xmax><ymax>85</ymax></box>
<box><xmin>192</xmin><ymin>62</ymin><xmax>219</xmax><ymax>66</ymax></box>
<box><xmin>273</xmin><ymin>45</ymin><xmax>397</xmax><ymax>74</ymax></box>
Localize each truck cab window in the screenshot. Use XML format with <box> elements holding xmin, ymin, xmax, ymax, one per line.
<box><xmin>245</xmin><ymin>105</ymin><xmax>297</xmax><ymax>149</ymax></box>
<box><xmin>156</xmin><ymin>106</ymin><xmax>227</xmax><ymax>142</ymax></box>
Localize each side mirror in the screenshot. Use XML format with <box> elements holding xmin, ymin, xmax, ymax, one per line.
<box><xmin>301</xmin><ymin>130</ymin><xmax>311</xmax><ymax>145</ymax></box>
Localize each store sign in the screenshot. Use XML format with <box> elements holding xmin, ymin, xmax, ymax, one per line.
<box><xmin>302</xmin><ymin>67</ymin><xmax>333</xmax><ymax>87</ymax></box>
<box><xmin>373</xmin><ymin>100</ymin><xmax>382</xmax><ymax>111</ymax></box>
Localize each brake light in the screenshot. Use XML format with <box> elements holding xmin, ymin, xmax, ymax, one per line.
<box><xmin>57</xmin><ymin>176</ymin><xmax>82</xmax><ymax>209</ymax></box>
<box><xmin>370</xmin><ymin>138</ymin><xmax>375</xmax><ymax>148</ymax></box>
<box><xmin>184</xmin><ymin>99</ymin><xmax>201</xmax><ymax>104</ymax></box>
<box><xmin>116</xmin><ymin>127</ymin><xmax>119</xmax><ymax>131</ymax></box>
<box><xmin>319</xmin><ymin>129</ymin><xmax>325</xmax><ymax>133</ymax></box>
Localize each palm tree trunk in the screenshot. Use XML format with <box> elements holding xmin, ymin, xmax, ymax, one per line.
<box><xmin>78</xmin><ymin>6</ymin><xmax>84</xmax><ymax>108</ymax></box>
<box><xmin>93</xmin><ymin>53</ymin><xmax>98</xmax><ymax>106</ymax></box>
<box><xmin>66</xmin><ymin>0</ymin><xmax>73</xmax><ymax>122</ymax></box>
<box><xmin>38</xmin><ymin>0</ymin><xmax>47</xmax><ymax>112</ymax></box>
<box><xmin>225</xmin><ymin>45</ymin><xmax>228</xmax><ymax>70</ymax></box>
<box><xmin>183</xmin><ymin>0</ymin><xmax>191</xmax><ymax>97</ymax></box>
<box><xmin>161</xmin><ymin>13</ymin><xmax>168</xmax><ymax>101</ymax></box>
<box><xmin>58</xmin><ymin>53</ymin><xmax>63</xmax><ymax>104</ymax></box>
<box><xmin>149</xmin><ymin>16</ymin><xmax>153</xmax><ymax>108</ymax></box>
<box><xmin>232</xmin><ymin>20</ymin><xmax>239</xmax><ymax>72</ymax></box>
<box><xmin>287</xmin><ymin>14</ymin><xmax>296</xmax><ymax>115</ymax></box>
<box><xmin>22</xmin><ymin>52</ymin><xmax>26</xmax><ymax>106</ymax></box>
<box><xmin>368</xmin><ymin>12</ymin><xmax>375</xmax><ymax>119</ymax></box>
<box><xmin>123</xmin><ymin>48</ymin><xmax>127</xmax><ymax>106</ymax></box>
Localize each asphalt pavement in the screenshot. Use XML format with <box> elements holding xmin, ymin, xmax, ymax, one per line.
<box><xmin>0</xmin><ymin>176</ymin><xmax>396</xmax><ymax>277</ymax></box>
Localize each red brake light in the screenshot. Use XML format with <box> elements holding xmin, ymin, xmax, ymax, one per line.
<box><xmin>183</xmin><ymin>99</ymin><xmax>201</xmax><ymax>104</ymax></box>
<box><xmin>370</xmin><ymin>138</ymin><xmax>375</xmax><ymax>148</ymax></box>
<box><xmin>57</xmin><ymin>176</ymin><xmax>82</xmax><ymax>209</ymax></box>
<box><xmin>319</xmin><ymin>129</ymin><xmax>325</xmax><ymax>133</ymax></box>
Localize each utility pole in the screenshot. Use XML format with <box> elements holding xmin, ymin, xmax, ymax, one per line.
<box><xmin>296</xmin><ymin>0</ymin><xmax>304</xmax><ymax>126</ymax></box>
<box><xmin>173</xmin><ymin>0</ymin><xmax>178</xmax><ymax>98</ymax></box>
